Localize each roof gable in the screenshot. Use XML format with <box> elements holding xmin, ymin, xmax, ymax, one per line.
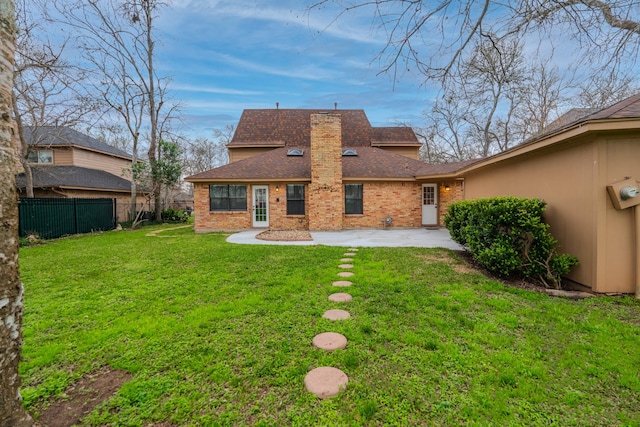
<box><xmin>24</xmin><ymin>126</ymin><xmax>133</xmax><ymax>160</ymax></box>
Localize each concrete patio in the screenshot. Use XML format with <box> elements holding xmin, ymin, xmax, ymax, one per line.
<box><xmin>226</xmin><ymin>228</ymin><xmax>464</xmax><ymax>250</ymax></box>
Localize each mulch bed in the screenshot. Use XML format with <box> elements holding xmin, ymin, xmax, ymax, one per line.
<box><xmin>256</xmin><ymin>229</ymin><xmax>313</xmax><ymax>241</ymax></box>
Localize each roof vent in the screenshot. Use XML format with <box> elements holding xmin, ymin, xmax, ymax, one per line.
<box><xmin>342</xmin><ymin>148</ymin><xmax>357</xmax><ymax>156</ymax></box>
<box><xmin>287</xmin><ymin>148</ymin><xmax>304</xmax><ymax>156</ymax></box>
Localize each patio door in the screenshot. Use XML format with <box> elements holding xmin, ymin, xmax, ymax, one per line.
<box><xmin>252</xmin><ymin>185</ymin><xmax>269</xmax><ymax>228</ymax></box>
<box><xmin>422</xmin><ymin>184</ymin><xmax>438</xmax><ymax>225</ymax></box>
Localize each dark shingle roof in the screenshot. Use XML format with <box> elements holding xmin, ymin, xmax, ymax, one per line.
<box><xmin>370</xmin><ymin>127</ymin><xmax>422</xmax><ymax>146</ymax></box>
<box><xmin>227</xmin><ymin>109</ymin><xmax>419</xmax><ymax>148</ymax></box>
<box><xmin>186</xmin><ymin>146</ymin><xmax>437</xmax><ymax>181</ymax></box>
<box><xmin>16</xmin><ymin>166</ymin><xmax>132</xmax><ymax>192</ymax></box>
<box><xmin>24</xmin><ymin>126</ymin><xmax>132</xmax><ymax>159</ymax></box>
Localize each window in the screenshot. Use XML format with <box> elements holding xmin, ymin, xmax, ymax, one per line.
<box><xmin>27</xmin><ymin>149</ymin><xmax>53</xmax><ymax>164</ymax></box>
<box><xmin>209</xmin><ymin>185</ymin><xmax>247</xmax><ymax>211</ymax></box>
<box><xmin>286</xmin><ymin>184</ymin><xmax>305</xmax><ymax>215</ymax></box>
<box><xmin>345</xmin><ymin>184</ymin><xmax>363</xmax><ymax>214</ymax></box>
<box><xmin>342</xmin><ymin>148</ymin><xmax>357</xmax><ymax>156</ymax></box>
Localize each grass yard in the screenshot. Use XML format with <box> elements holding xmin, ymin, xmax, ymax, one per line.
<box><xmin>19</xmin><ymin>225</ymin><xmax>640</xmax><ymax>426</ymax></box>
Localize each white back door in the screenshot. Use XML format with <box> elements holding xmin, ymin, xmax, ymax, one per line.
<box><xmin>252</xmin><ymin>185</ymin><xmax>269</xmax><ymax>227</ymax></box>
<box><xmin>422</xmin><ymin>184</ymin><xmax>438</xmax><ymax>225</ymax></box>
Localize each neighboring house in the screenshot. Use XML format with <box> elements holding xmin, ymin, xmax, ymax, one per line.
<box><xmin>185</xmin><ymin>109</ymin><xmax>473</xmax><ymax>232</ymax></box>
<box><xmin>15</xmin><ymin>126</ymin><xmax>147</xmax><ymax>221</ymax></box>
<box><xmin>455</xmin><ymin>94</ymin><xmax>640</xmax><ymax>294</ymax></box>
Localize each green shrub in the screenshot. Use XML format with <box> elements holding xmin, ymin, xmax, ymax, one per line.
<box><xmin>161</xmin><ymin>208</ymin><xmax>189</xmax><ymax>223</ymax></box>
<box><xmin>444</xmin><ymin>197</ymin><xmax>578</xmax><ymax>289</ymax></box>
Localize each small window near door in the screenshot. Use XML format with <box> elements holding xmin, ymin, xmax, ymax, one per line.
<box><xmin>423</xmin><ymin>185</ymin><xmax>435</xmax><ymax>205</ymax></box>
<box><xmin>27</xmin><ymin>149</ymin><xmax>53</xmax><ymax>164</ymax></box>
<box><xmin>286</xmin><ymin>184</ymin><xmax>305</xmax><ymax>215</ymax></box>
<box><xmin>345</xmin><ymin>184</ymin><xmax>363</xmax><ymax>214</ymax></box>
<box><xmin>209</xmin><ymin>184</ymin><xmax>247</xmax><ymax>211</ymax></box>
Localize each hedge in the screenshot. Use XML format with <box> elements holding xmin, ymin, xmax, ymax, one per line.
<box><xmin>444</xmin><ymin>197</ymin><xmax>578</xmax><ymax>289</ymax></box>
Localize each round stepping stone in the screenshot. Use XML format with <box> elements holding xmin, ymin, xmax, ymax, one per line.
<box><xmin>323</xmin><ymin>309</ymin><xmax>351</xmax><ymax>320</ymax></box>
<box><xmin>344</xmin><ymin>252</ymin><xmax>356</xmax><ymax>257</ymax></box>
<box><xmin>338</xmin><ymin>271</ymin><xmax>354</xmax><ymax>277</ymax></box>
<box><xmin>340</xmin><ymin>258</ymin><xmax>353</xmax><ymax>262</ymax></box>
<box><xmin>312</xmin><ymin>332</ymin><xmax>347</xmax><ymax>351</ymax></box>
<box><xmin>304</xmin><ymin>367</ymin><xmax>348</xmax><ymax>399</ymax></box>
<box><xmin>328</xmin><ymin>293</ymin><xmax>352</xmax><ymax>302</ymax></box>
<box><xmin>338</xmin><ymin>264</ymin><xmax>354</xmax><ymax>269</ymax></box>
<box><xmin>332</xmin><ymin>280</ymin><xmax>352</xmax><ymax>287</ymax></box>
<box><xmin>348</xmin><ymin>248</ymin><xmax>358</xmax><ymax>251</ymax></box>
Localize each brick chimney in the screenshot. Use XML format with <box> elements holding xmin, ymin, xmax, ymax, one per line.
<box><xmin>308</xmin><ymin>113</ymin><xmax>343</xmax><ymax>230</ymax></box>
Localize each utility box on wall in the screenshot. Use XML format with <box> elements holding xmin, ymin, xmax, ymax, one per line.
<box><xmin>607</xmin><ymin>177</ymin><xmax>640</xmax><ymax>210</ymax></box>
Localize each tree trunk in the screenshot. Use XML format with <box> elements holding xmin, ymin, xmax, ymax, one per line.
<box><xmin>0</xmin><ymin>0</ymin><xmax>35</xmax><ymax>425</ymax></box>
<box><xmin>11</xmin><ymin>92</ymin><xmax>32</xmax><ymax>197</ymax></box>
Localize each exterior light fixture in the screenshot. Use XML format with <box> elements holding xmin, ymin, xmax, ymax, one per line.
<box><xmin>444</xmin><ymin>183</ymin><xmax>450</xmax><ymax>191</ymax></box>
<box><xmin>276</xmin><ymin>184</ymin><xmax>279</xmax><ymax>192</ymax></box>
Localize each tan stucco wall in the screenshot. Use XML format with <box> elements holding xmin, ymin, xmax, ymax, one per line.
<box><xmin>463</xmin><ymin>133</ymin><xmax>639</xmax><ymax>293</ymax></box>
<box><xmin>71</xmin><ymin>148</ymin><xmax>132</xmax><ymax>178</ymax></box>
<box><xmin>377</xmin><ymin>146</ymin><xmax>420</xmax><ymax>159</ymax></box>
<box><xmin>229</xmin><ymin>147</ymin><xmax>277</xmax><ymax>163</ymax></box>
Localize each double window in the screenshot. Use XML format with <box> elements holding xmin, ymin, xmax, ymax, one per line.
<box><xmin>286</xmin><ymin>184</ymin><xmax>305</xmax><ymax>215</ymax></box>
<box><xmin>27</xmin><ymin>149</ymin><xmax>53</xmax><ymax>164</ymax></box>
<box><xmin>209</xmin><ymin>185</ymin><xmax>247</xmax><ymax>211</ymax></box>
<box><xmin>345</xmin><ymin>184</ymin><xmax>363</xmax><ymax>214</ymax></box>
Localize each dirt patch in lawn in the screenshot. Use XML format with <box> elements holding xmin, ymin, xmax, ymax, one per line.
<box><xmin>256</xmin><ymin>229</ymin><xmax>313</xmax><ymax>241</ymax></box>
<box><xmin>37</xmin><ymin>367</ymin><xmax>132</xmax><ymax>427</ymax></box>
<box><xmin>418</xmin><ymin>250</ymin><xmax>483</xmax><ymax>275</ymax></box>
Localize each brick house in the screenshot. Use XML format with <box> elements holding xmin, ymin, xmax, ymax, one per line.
<box><xmin>185</xmin><ymin>109</ymin><xmax>472</xmax><ymax>232</ymax></box>
<box><xmin>15</xmin><ymin>126</ymin><xmax>147</xmax><ymax>221</ymax></box>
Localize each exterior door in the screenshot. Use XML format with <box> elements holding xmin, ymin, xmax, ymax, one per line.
<box><xmin>422</xmin><ymin>184</ymin><xmax>438</xmax><ymax>225</ymax></box>
<box><xmin>252</xmin><ymin>185</ymin><xmax>269</xmax><ymax>227</ymax></box>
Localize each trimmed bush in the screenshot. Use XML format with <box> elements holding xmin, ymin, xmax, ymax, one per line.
<box><xmin>444</xmin><ymin>197</ymin><xmax>578</xmax><ymax>289</ymax></box>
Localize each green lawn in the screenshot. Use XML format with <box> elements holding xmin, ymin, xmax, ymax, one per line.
<box><xmin>19</xmin><ymin>225</ymin><xmax>640</xmax><ymax>426</ymax></box>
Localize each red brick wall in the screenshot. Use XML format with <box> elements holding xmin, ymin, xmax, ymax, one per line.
<box><xmin>437</xmin><ymin>180</ymin><xmax>464</xmax><ymax>225</ymax></box>
<box><xmin>192</xmin><ymin>183</ymin><xmax>252</xmax><ymax>232</ymax></box>
<box><xmin>308</xmin><ymin>113</ymin><xmax>344</xmax><ymax>231</ymax></box>
<box><xmin>268</xmin><ymin>182</ymin><xmax>309</xmax><ymax>230</ymax></box>
<box><xmin>343</xmin><ymin>181</ymin><xmax>422</xmax><ymax>228</ymax></box>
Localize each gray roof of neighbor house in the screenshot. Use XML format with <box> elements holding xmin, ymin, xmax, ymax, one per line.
<box><xmin>16</xmin><ymin>166</ymin><xmax>132</xmax><ymax>192</ymax></box>
<box><xmin>24</xmin><ymin>126</ymin><xmax>132</xmax><ymax>159</ymax></box>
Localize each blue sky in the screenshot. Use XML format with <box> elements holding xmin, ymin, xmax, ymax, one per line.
<box><xmin>155</xmin><ymin>0</ymin><xmax>433</xmax><ymax>138</ymax></box>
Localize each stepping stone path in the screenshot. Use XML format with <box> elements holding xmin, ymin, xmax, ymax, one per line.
<box><xmin>305</xmin><ymin>247</ymin><xmax>359</xmax><ymax>399</ymax></box>
<box><xmin>332</xmin><ymin>280</ymin><xmax>352</xmax><ymax>287</ymax></box>
<box><xmin>304</xmin><ymin>367</ymin><xmax>349</xmax><ymax>399</ymax></box>
<box><xmin>323</xmin><ymin>309</ymin><xmax>351</xmax><ymax>320</ymax></box>
<box><xmin>312</xmin><ymin>332</ymin><xmax>348</xmax><ymax>350</ymax></box>
<box><xmin>328</xmin><ymin>293</ymin><xmax>352</xmax><ymax>302</ymax></box>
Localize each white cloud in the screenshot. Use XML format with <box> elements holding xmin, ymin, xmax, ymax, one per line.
<box><xmin>173</xmin><ymin>84</ymin><xmax>264</xmax><ymax>96</ymax></box>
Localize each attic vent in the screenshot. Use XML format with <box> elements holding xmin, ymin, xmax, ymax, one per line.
<box><xmin>342</xmin><ymin>148</ymin><xmax>357</xmax><ymax>156</ymax></box>
<box><xmin>287</xmin><ymin>148</ymin><xmax>304</xmax><ymax>156</ymax></box>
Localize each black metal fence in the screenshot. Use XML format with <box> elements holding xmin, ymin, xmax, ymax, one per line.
<box><xmin>19</xmin><ymin>198</ymin><xmax>116</xmax><ymax>239</ymax></box>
